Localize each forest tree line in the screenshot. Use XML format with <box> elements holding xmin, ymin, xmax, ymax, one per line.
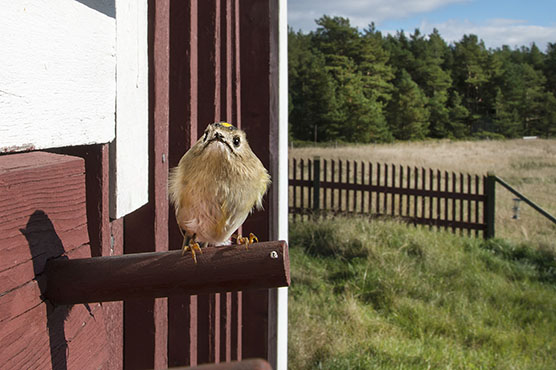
<box><xmin>289</xmin><ymin>16</ymin><xmax>556</xmax><ymax>143</ymax></box>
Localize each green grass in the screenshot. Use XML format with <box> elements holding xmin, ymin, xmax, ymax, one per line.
<box><xmin>288</xmin><ymin>216</ymin><xmax>556</xmax><ymax>369</ymax></box>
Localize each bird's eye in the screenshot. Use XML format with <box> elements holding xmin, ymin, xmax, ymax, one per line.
<box><xmin>233</xmin><ymin>136</ymin><xmax>241</xmax><ymax>147</ymax></box>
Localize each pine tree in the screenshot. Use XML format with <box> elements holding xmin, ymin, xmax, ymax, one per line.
<box><xmin>421</xmin><ymin>29</ymin><xmax>453</xmax><ymax>137</ymax></box>
<box><xmin>452</xmin><ymin>35</ymin><xmax>491</xmax><ymax>130</ymax></box>
<box><xmin>544</xmin><ymin>43</ymin><xmax>556</xmax><ymax>95</ymax></box>
<box><xmin>310</xmin><ymin>16</ymin><xmax>393</xmax><ymax>142</ymax></box>
<box><xmin>448</xmin><ymin>91</ymin><xmax>470</xmax><ymax>138</ymax></box>
<box><xmin>288</xmin><ymin>15</ymin><xmax>555</xmax><ymax>143</ymax></box>
<box><xmin>288</xmin><ymin>29</ymin><xmax>338</xmax><ymax>141</ymax></box>
<box><xmin>493</xmin><ymin>88</ymin><xmax>520</xmax><ymax>137</ymax></box>
<box><xmin>388</xmin><ymin>70</ymin><xmax>430</xmax><ymax>140</ymax></box>
<box><xmin>541</xmin><ymin>93</ymin><xmax>556</xmax><ymax>136</ymax></box>
<box><xmin>519</xmin><ymin>63</ymin><xmax>548</xmax><ymax>135</ymax></box>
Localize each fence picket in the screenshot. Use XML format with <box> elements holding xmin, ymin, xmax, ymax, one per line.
<box><xmin>346</xmin><ymin>160</ymin><xmax>351</xmax><ymax>213</ymax></box>
<box><xmin>414</xmin><ymin>167</ymin><xmax>418</xmax><ymax>219</ymax></box>
<box><xmin>383</xmin><ymin>164</ymin><xmax>388</xmax><ymax>213</ymax></box>
<box><xmin>361</xmin><ymin>161</ymin><xmax>365</xmax><ymax>213</ymax></box>
<box><xmin>475</xmin><ymin>175</ymin><xmax>480</xmax><ymax>237</ymax></box>
<box><xmin>399</xmin><ymin>165</ymin><xmax>404</xmax><ymax>216</ymax></box>
<box><xmin>460</xmin><ymin>173</ymin><xmax>464</xmax><ymax>234</ymax></box>
<box><xmin>420</xmin><ymin>168</ymin><xmax>425</xmax><ymax>220</ymax></box>
<box><xmin>331</xmin><ymin>160</ymin><xmax>336</xmax><ymax>211</ymax></box>
<box><xmin>299</xmin><ymin>159</ymin><xmax>304</xmax><ymax>212</ymax></box>
<box><xmin>429</xmin><ymin>168</ymin><xmax>434</xmax><ymax>229</ymax></box>
<box><xmin>437</xmin><ymin>170</ymin><xmax>441</xmax><ymax>228</ymax></box>
<box><xmin>368</xmin><ymin>162</ymin><xmax>373</xmax><ymax>214</ymax></box>
<box><xmin>406</xmin><ymin>166</ymin><xmax>411</xmax><ymax>217</ymax></box>
<box><xmin>323</xmin><ymin>159</ymin><xmax>328</xmax><ymax>211</ymax></box>
<box><xmin>444</xmin><ymin>171</ymin><xmax>449</xmax><ymax>230</ymax></box>
<box><xmin>339</xmin><ymin>160</ymin><xmax>343</xmax><ymax>212</ymax></box>
<box><xmin>467</xmin><ymin>174</ymin><xmax>471</xmax><ymax>235</ymax></box>
<box><xmin>452</xmin><ymin>172</ymin><xmax>456</xmax><ymax>232</ymax></box>
<box><xmin>354</xmin><ymin>161</ymin><xmax>358</xmax><ymax>213</ymax></box>
<box><xmin>308</xmin><ymin>159</ymin><xmax>312</xmax><ymax>213</ymax></box>
<box><xmin>376</xmin><ymin>163</ymin><xmax>381</xmax><ymax>214</ymax></box>
<box><xmin>391</xmin><ymin>164</ymin><xmax>396</xmax><ymax>215</ymax></box>
<box><xmin>290</xmin><ymin>158</ymin><xmax>297</xmax><ymax>215</ymax></box>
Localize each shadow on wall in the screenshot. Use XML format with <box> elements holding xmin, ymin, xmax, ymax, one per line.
<box><xmin>20</xmin><ymin>210</ymin><xmax>70</xmax><ymax>370</ymax></box>
<box><xmin>74</xmin><ymin>0</ymin><xmax>115</xmax><ymax>18</ymax></box>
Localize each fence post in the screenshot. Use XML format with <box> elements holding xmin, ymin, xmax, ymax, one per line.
<box><xmin>313</xmin><ymin>156</ymin><xmax>321</xmax><ymax>214</ymax></box>
<box><xmin>485</xmin><ymin>173</ymin><xmax>496</xmax><ymax>239</ymax></box>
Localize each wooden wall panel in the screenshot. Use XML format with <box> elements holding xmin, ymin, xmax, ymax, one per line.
<box><xmin>168</xmin><ymin>0</ymin><xmax>199</xmax><ymax>366</ymax></box>
<box><xmin>167</xmin><ymin>0</ymin><xmax>246</xmax><ymax>366</ymax></box>
<box><xmin>122</xmin><ymin>1</ymin><xmax>169</xmax><ymax>369</ymax></box>
<box><xmin>52</xmin><ymin>144</ymin><xmax>124</xmax><ymax>370</ymax></box>
<box><xmin>110</xmin><ymin>0</ymin><xmax>149</xmax><ymax>219</ymax></box>
<box><xmin>0</xmin><ymin>1</ymin><xmax>115</xmax><ymax>153</ymax></box>
<box><xmin>0</xmin><ymin>152</ymin><xmax>109</xmax><ymax>369</ymax></box>
<box><xmin>196</xmin><ymin>0</ymin><xmax>222</xmax><ymax>365</ymax></box>
<box><xmin>239</xmin><ymin>0</ymin><xmax>277</xmax><ymax>360</ymax></box>
<box><xmin>121</xmin><ymin>0</ymin><xmax>170</xmax><ymax>369</ymax></box>
<box><xmin>161</xmin><ymin>0</ymin><xmax>279</xmax><ymax>367</ymax></box>
<box><xmin>1</xmin><ymin>1</ymin><xmax>282</xmax><ymax>369</ymax></box>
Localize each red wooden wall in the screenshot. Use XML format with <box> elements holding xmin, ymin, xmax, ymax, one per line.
<box><xmin>0</xmin><ymin>1</ymin><xmax>279</xmax><ymax>369</ymax></box>
<box><xmin>124</xmin><ymin>0</ymin><xmax>279</xmax><ymax>368</ymax></box>
<box><xmin>0</xmin><ymin>152</ymin><xmax>113</xmax><ymax>369</ymax></box>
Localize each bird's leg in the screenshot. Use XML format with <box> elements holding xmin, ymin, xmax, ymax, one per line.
<box><xmin>181</xmin><ymin>231</ymin><xmax>203</xmax><ymax>263</ymax></box>
<box><xmin>233</xmin><ymin>233</ymin><xmax>259</xmax><ymax>249</ymax></box>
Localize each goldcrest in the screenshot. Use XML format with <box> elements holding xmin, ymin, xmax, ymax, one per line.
<box><xmin>169</xmin><ymin>122</ymin><xmax>271</xmax><ymax>262</ymax></box>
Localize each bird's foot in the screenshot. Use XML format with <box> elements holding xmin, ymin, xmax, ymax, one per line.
<box><xmin>181</xmin><ymin>233</ymin><xmax>203</xmax><ymax>263</ymax></box>
<box><xmin>233</xmin><ymin>233</ymin><xmax>259</xmax><ymax>249</ymax></box>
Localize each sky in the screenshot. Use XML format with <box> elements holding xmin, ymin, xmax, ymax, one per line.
<box><xmin>288</xmin><ymin>0</ymin><xmax>556</xmax><ymax>51</ymax></box>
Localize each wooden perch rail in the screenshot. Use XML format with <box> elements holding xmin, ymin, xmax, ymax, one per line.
<box><xmin>45</xmin><ymin>241</ymin><xmax>289</xmax><ymax>305</ymax></box>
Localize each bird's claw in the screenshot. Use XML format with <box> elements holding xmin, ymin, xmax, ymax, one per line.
<box><xmin>233</xmin><ymin>233</ymin><xmax>258</xmax><ymax>249</ymax></box>
<box><xmin>181</xmin><ymin>232</ymin><xmax>203</xmax><ymax>263</ymax></box>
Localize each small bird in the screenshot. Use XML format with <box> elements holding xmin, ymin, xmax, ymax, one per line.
<box><xmin>169</xmin><ymin>122</ymin><xmax>271</xmax><ymax>262</ymax></box>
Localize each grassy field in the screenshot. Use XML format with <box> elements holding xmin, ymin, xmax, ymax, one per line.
<box><xmin>288</xmin><ymin>217</ymin><xmax>556</xmax><ymax>369</ymax></box>
<box><xmin>288</xmin><ymin>139</ymin><xmax>556</xmax><ymax>369</ymax></box>
<box><xmin>290</xmin><ymin>138</ymin><xmax>556</xmax><ymax>248</ymax></box>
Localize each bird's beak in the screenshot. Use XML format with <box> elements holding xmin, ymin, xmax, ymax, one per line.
<box><xmin>203</xmin><ymin>131</ymin><xmax>234</xmax><ymax>153</ymax></box>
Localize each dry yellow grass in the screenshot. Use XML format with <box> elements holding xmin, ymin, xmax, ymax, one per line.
<box><xmin>290</xmin><ymin>139</ymin><xmax>556</xmax><ymax>248</ymax></box>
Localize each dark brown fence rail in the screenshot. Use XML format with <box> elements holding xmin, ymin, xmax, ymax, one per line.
<box><xmin>290</xmin><ymin>157</ymin><xmax>489</xmax><ymax>237</ymax></box>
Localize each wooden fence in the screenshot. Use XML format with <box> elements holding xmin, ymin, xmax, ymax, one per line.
<box><xmin>289</xmin><ymin>157</ymin><xmax>494</xmax><ymax>238</ymax></box>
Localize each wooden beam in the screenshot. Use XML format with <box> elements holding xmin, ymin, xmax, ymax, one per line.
<box><xmin>45</xmin><ymin>241</ymin><xmax>289</xmax><ymax>305</ymax></box>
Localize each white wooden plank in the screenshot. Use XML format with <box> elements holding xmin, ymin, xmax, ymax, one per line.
<box><xmin>109</xmin><ymin>0</ymin><xmax>149</xmax><ymax>218</ymax></box>
<box><xmin>275</xmin><ymin>0</ymin><xmax>289</xmax><ymax>366</ymax></box>
<box><xmin>0</xmin><ymin>0</ymin><xmax>116</xmax><ymax>153</ymax></box>
<box><xmin>270</xmin><ymin>1</ymin><xmax>289</xmax><ymax>370</ymax></box>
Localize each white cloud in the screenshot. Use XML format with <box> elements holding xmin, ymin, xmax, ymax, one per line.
<box><xmin>414</xmin><ymin>19</ymin><xmax>556</xmax><ymax>50</ymax></box>
<box><xmin>288</xmin><ymin>0</ymin><xmax>556</xmax><ymax>50</ymax></box>
<box><xmin>288</xmin><ymin>0</ymin><xmax>468</xmax><ymax>31</ymax></box>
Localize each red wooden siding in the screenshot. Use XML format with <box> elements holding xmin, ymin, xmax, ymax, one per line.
<box><xmin>54</xmin><ymin>144</ymin><xmax>124</xmax><ymax>370</ymax></box>
<box><xmin>0</xmin><ymin>1</ymin><xmax>280</xmax><ymax>368</ymax></box>
<box><xmin>0</xmin><ymin>152</ymin><xmax>110</xmax><ymax>369</ymax></box>
<box><xmin>124</xmin><ymin>1</ymin><xmax>279</xmax><ymax>368</ymax></box>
